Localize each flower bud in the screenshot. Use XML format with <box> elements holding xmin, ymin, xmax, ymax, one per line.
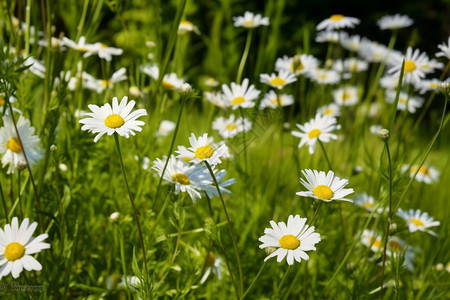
<box><xmin>178</xmin><ymin>83</ymin><xmax>192</xmax><ymax>97</ymax></box>
<box><xmin>378</xmin><ymin>129</ymin><xmax>390</xmax><ymax>142</ymax></box>
<box><xmin>109</xmin><ymin>212</ymin><xmax>120</xmax><ymax>222</ymax></box>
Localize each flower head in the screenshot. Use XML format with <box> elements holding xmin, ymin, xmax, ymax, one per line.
<box><xmin>275</xmin><ymin>54</ymin><xmax>319</xmax><ymax>76</ymax></box>
<box><xmin>233</xmin><ymin>11</ymin><xmax>269</xmax><ymax>28</ymax></box>
<box><xmin>212</xmin><ymin>114</ymin><xmax>252</xmax><ymax>138</ymax></box>
<box><xmin>397</xmin><ymin>208</ymin><xmax>440</xmax><ymax>236</ymax></box>
<box><xmin>354</xmin><ymin>193</ymin><xmax>382</xmax><ymax>213</ymax></box>
<box><xmin>385</xmin><ymin>91</ymin><xmax>424</xmax><ymax>113</ymax></box>
<box><xmin>401</xmin><ymin>164</ymin><xmax>439</xmax><ymax>184</ymax></box>
<box><xmin>259</xmin><ymin>215</ymin><xmax>320</xmax><ymax>265</ymax></box>
<box><xmin>79</xmin><ymin>96</ymin><xmax>147</xmax><ymax>142</ymax></box>
<box><xmin>316</xmin><ymin>14</ymin><xmax>360</xmax><ymax>31</ymax></box>
<box><xmin>317</xmin><ymin>103</ymin><xmax>341</xmax><ymax>118</ymax></box>
<box><xmin>155</xmin><ymin>120</ymin><xmax>176</xmax><ymax>137</ymax></box>
<box><xmin>259</xmin><ymin>70</ymin><xmax>297</xmax><ymax>90</ymax></box>
<box><xmin>332</xmin><ymin>86</ymin><xmax>359</xmax><ymax>106</ymax></box>
<box><xmin>361</xmin><ymin>229</ymin><xmax>382</xmax><ymax>253</ymax></box>
<box><xmin>259</xmin><ymin>90</ymin><xmax>294</xmax><ymax>109</ymax></box>
<box><xmin>387</xmin><ymin>47</ymin><xmax>428</xmax><ymax>84</ymax></box>
<box><xmin>176</xmin><ymin>133</ymin><xmax>228</xmax><ymax>166</ymax></box>
<box><xmin>436</xmin><ymin>37</ymin><xmax>450</xmax><ymax>60</ymax></box>
<box><xmin>222</xmin><ymin>79</ymin><xmax>260</xmax><ymax>109</ymax></box>
<box><xmin>0</xmin><ymin>217</ymin><xmax>50</xmax><ymax>279</ymax></box>
<box><xmin>297</xmin><ymin>169</ymin><xmax>354</xmax><ymax>202</ymax></box>
<box><xmin>377</xmin><ymin>14</ymin><xmax>414</xmax><ymax>30</ymax></box>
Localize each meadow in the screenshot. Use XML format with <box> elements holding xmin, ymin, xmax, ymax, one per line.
<box><xmin>0</xmin><ymin>0</ymin><xmax>449</xmax><ymax>299</ymax></box>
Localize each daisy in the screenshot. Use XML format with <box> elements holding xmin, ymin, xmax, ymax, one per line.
<box><xmin>315</xmin><ymin>31</ymin><xmax>339</xmax><ymax>43</ymax></box>
<box><xmin>176</xmin><ymin>133</ymin><xmax>228</xmax><ymax>166</ymax></box>
<box><xmin>140</xmin><ymin>64</ymin><xmax>185</xmax><ymax>90</ymax></box>
<box><xmin>386</xmin><ymin>236</ymin><xmax>415</xmax><ymax>272</ymax></box>
<box><xmin>84</xmin><ymin>68</ymin><xmax>127</xmax><ymax>93</ymax></box>
<box><xmin>204</xmin><ymin>91</ymin><xmax>228</xmax><ymax>109</ymax></box>
<box><xmin>354</xmin><ymin>193</ymin><xmax>382</xmax><ymax>213</ymax></box>
<box><xmin>332</xmin><ymin>58</ymin><xmax>368</xmax><ymax>74</ymax></box>
<box><xmin>401</xmin><ymin>164</ymin><xmax>439</xmax><ymax>184</ymax></box>
<box><xmin>361</xmin><ymin>229</ymin><xmax>382</xmax><ymax>253</ymax></box>
<box><xmin>316</xmin><ymin>14</ymin><xmax>360</xmax><ymax>31</ymax></box>
<box><xmin>155</xmin><ymin>120</ymin><xmax>176</xmax><ymax>137</ymax></box>
<box><xmin>202</xmin><ymin>169</ymin><xmax>236</xmax><ymax>198</ymax></box>
<box><xmin>275</xmin><ymin>54</ymin><xmax>319</xmax><ymax>76</ymax></box>
<box><xmin>37</xmin><ymin>37</ymin><xmax>65</xmax><ymax>50</ymax></box>
<box><xmin>296</xmin><ymin>169</ymin><xmax>354</xmax><ymax>202</ymax></box>
<box><xmin>204</xmin><ymin>77</ymin><xmax>219</xmax><ymax>88</ymax></box>
<box><xmin>307</xmin><ymin>68</ymin><xmax>340</xmax><ymax>85</ymax></box>
<box><xmin>259</xmin><ymin>70</ymin><xmax>297</xmax><ymax>90</ymax></box>
<box><xmin>79</xmin><ymin>96</ymin><xmax>147</xmax><ymax>142</ymax></box>
<box><xmin>259</xmin><ymin>90</ymin><xmax>294</xmax><ymax>109</ymax></box>
<box><xmin>233</xmin><ymin>11</ymin><xmax>269</xmax><ymax>28</ymax></box>
<box><xmin>369</xmin><ymin>125</ymin><xmax>383</xmax><ymax>135</ymax></box>
<box><xmin>200</xmin><ymin>252</ymin><xmax>224</xmax><ymax>284</ymax></box>
<box><xmin>61</xmin><ymin>36</ymin><xmax>97</xmax><ymax>54</ymax></box>
<box><xmin>332</xmin><ymin>86</ymin><xmax>359</xmax><ymax>106</ymax></box>
<box><xmin>436</xmin><ymin>37</ymin><xmax>450</xmax><ymax>60</ymax></box>
<box><xmin>212</xmin><ymin>114</ymin><xmax>252</xmax><ymax>139</ymax></box>
<box><xmin>385</xmin><ymin>91</ymin><xmax>424</xmax><ymax>113</ymax></box>
<box><xmin>87</xmin><ymin>42</ymin><xmax>123</xmax><ymax>61</ymax></box>
<box><xmin>340</xmin><ymin>33</ymin><xmax>361</xmax><ymax>52</ymax></box>
<box><xmin>358</xmin><ymin>39</ymin><xmax>390</xmax><ymax>63</ymax></box>
<box><xmin>377</xmin><ymin>14</ymin><xmax>414</xmax><ymax>30</ymax></box>
<box><xmin>291</xmin><ymin>114</ymin><xmax>340</xmax><ymax>154</ymax></box>
<box><xmin>397</xmin><ymin>208</ymin><xmax>440</xmax><ymax>236</ymax></box>
<box><xmin>259</xmin><ymin>215</ymin><xmax>321</xmax><ymax>265</ymax></box>
<box><xmin>317</xmin><ymin>103</ymin><xmax>341</xmax><ymax>118</ymax></box>
<box><xmin>387</xmin><ymin>47</ymin><xmax>428</xmax><ymax>84</ymax></box>
<box><xmin>221</xmin><ymin>78</ymin><xmax>260</xmax><ymax>109</ymax></box>
<box><xmin>0</xmin><ymin>217</ymin><xmax>50</xmax><ymax>280</ymax></box>
<box><xmin>419</xmin><ymin>57</ymin><xmax>444</xmax><ymax>74</ymax></box>
<box><xmin>151</xmin><ymin>155</ymin><xmax>211</xmax><ymax>202</ymax></box>
<box><xmin>379</xmin><ymin>75</ymin><xmax>402</xmax><ymax>90</ymax></box>
<box><xmin>0</xmin><ymin>116</ymin><xmax>42</xmax><ymax>174</ymax></box>
<box><xmin>414</xmin><ymin>79</ymin><xmax>442</xmax><ymax>94</ymax></box>
<box><xmin>178</xmin><ymin>20</ymin><xmax>200</xmax><ymax>34</ymax></box>
<box><xmin>23</xmin><ymin>57</ymin><xmax>46</xmax><ymax>78</ymax></box>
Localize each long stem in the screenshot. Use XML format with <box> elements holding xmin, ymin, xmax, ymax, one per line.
<box><xmin>380</xmin><ymin>141</ymin><xmax>393</xmax><ymax>299</ymax></box>
<box><xmin>308</xmin><ymin>201</ymin><xmax>323</xmax><ymax>226</ymax></box>
<box><xmin>113</xmin><ymin>133</ymin><xmax>148</xmax><ymax>275</ymax></box>
<box><xmin>241</xmin><ymin>262</ymin><xmax>267</xmax><ymax>300</ymax></box>
<box><xmin>236</xmin><ymin>29</ymin><xmax>253</xmax><ymax>84</ymax></box>
<box><xmin>239</xmin><ymin>107</ymin><xmax>248</xmax><ymax>175</ymax></box>
<box><xmin>0</xmin><ymin>179</ymin><xmax>8</xmax><ymax>223</ymax></box>
<box><xmin>116</xmin><ymin>225</ymin><xmax>131</xmax><ymax>297</ymax></box>
<box><xmin>272</xmin><ymin>265</ymin><xmax>292</xmax><ymax>300</ymax></box>
<box><xmin>318</xmin><ymin>140</ymin><xmax>332</xmax><ymax>170</ymax></box>
<box><xmin>205</xmin><ymin>161</ymin><xmax>244</xmax><ymax>296</ymax></box>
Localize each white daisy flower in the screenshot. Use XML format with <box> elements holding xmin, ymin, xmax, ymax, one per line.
<box><xmin>61</xmin><ymin>36</ymin><xmax>97</xmax><ymax>54</ymax></box>
<box><xmin>315</xmin><ymin>31</ymin><xmax>339</xmax><ymax>43</ymax></box>
<box><xmin>354</xmin><ymin>193</ymin><xmax>382</xmax><ymax>213</ymax></box>
<box><xmin>259</xmin><ymin>70</ymin><xmax>297</xmax><ymax>90</ymax></box>
<box><xmin>291</xmin><ymin>114</ymin><xmax>340</xmax><ymax>154</ymax></box>
<box><xmin>79</xmin><ymin>96</ymin><xmax>147</xmax><ymax>142</ymax></box>
<box><xmin>176</xmin><ymin>133</ymin><xmax>228</xmax><ymax>166</ymax></box>
<box><xmin>204</xmin><ymin>91</ymin><xmax>228</xmax><ymax>109</ymax></box>
<box><xmin>307</xmin><ymin>68</ymin><xmax>340</xmax><ymax>85</ymax></box>
<box><xmin>379</xmin><ymin>75</ymin><xmax>402</xmax><ymax>90</ymax></box>
<box><xmin>0</xmin><ymin>116</ymin><xmax>42</xmax><ymax>174</ymax></box>
<box><xmin>221</xmin><ymin>78</ymin><xmax>261</xmax><ymax>109</ymax></box>
<box><xmin>436</xmin><ymin>37</ymin><xmax>450</xmax><ymax>60</ymax></box>
<box><xmin>386</xmin><ymin>236</ymin><xmax>415</xmax><ymax>272</ymax></box>
<box><xmin>86</xmin><ymin>42</ymin><xmax>123</xmax><ymax>61</ymax></box>
<box><xmin>340</xmin><ymin>33</ymin><xmax>362</xmax><ymax>52</ymax></box>
<box><xmin>385</xmin><ymin>91</ymin><xmax>424</xmax><ymax>113</ymax></box>
<box><xmin>401</xmin><ymin>164</ymin><xmax>440</xmax><ymax>184</ymax></box>
<box><xmin>296</xmin><ymin>169</ymin><xmax>354</xmax><ymax>202</ymax></box>
<box><xmin>200</xmin><ymin>252</ymin><xmax>224</xmax><ymax>284</ymax></box>
<box><xmin>332</xmin><ymin>86</ymin><xmax>359</xmax><ymax>106</ymax></box>
<box><xmin>140</xmin><ymin>64</ymin><xmax>185</xmax><ymax>90</ymax></box>
<box><xmin>37</xmin><ymin>37</ymin><xmax>65</xmax><ymax>50</ymax></box>
<box><xmin>369</xmin><ymin>125</ymin><xmax>383</xmax><ymax>135</ymax></box>
<box><xmin>332</xmin><ymin>58</ymin><xmax>368</xmax><ymax>74</ymax></box>
<box><xmin>233</xmin><ymin>11</ymin><xmax>269</xmax><ymax>28</ymax></box>
<box><xmin>0</xmin><ymin>217</ymin><xmax>50</xmax><ymax>280</ymax></box>
<box><xmin>377</xmin><ymin>14</ymin><xmax>414</xmax><ymax>30</ymax></box>
<box><xmin>414</xmin><ymin>79</ymin><xmax>442</xmax><ymax>94</ymax></box>
<box><xmin>397</xmin><ymin>208</ymin><xmax>440</xmax><ymax>236</ymax></box>
<box><xmin>23</xmin><ymin>57</ymin><xmax>46</xmax><ymax>78</ymax></box>
<box><xmin>202</xmin><ymin>169</ymin><xmax>236</xmax><ymax>199</ymax></box>
<box><xmin>212</xmin><ymin>114</ymin><xmax>252</xmax><ymax>139</ymax></box>
<box><xmin>151</xmin><ymin>155</ymin><xmax>211</xmax><ymax>202</ymax></box>
<box><xmin>259</xmin><ymin>90</ymin><xmax>294</xmax><ymax>109</ymax></box>
<box><xmin>419</xmin><ymin>57</ymin><xmax>444</xmax><ymax>74</ymax></box>
<box><xmin>155</xmin><ymin>120</ymin><xmax>176</xmax><ymax>137</ymax></box>
<box><xmin>316</xmin><ymin>14</ymin><xmax>360</xmax><ymax>31</ymax></box>
<box><xmin>204</xmin><ymin>77</ymin><xmax>219</xmax><ymax>88</ymax></box>
<box><xmin>317</xmin><ymin>103</ymin><xmax>341</xmax><ymax>118</ymax></box>
<box><xmin>178</xmin><ymin>20</ymin><xmax>200</xmax><ymax>35</ymax></box>
<box><xmin>361</xmin><ymin>229</ymin><xmax>382</xmax><ymax>253</ymax></box>
<box><xmin>275</xmin><ymin>54</ymin><xmax>319</xmax><ymax>76</ymax></box>
<box><xmin>83</xmin><ymin>68</ymin><xmax>127</xmax><ymax>94</ymax></box>
<box><xmin>358</xmin><ymin>38</ymin><xmax>390</xmax><ymax>63</ymax></box>
<box><xmin>259</xmin><ymin>215</ymin><xmax>321</xmax><ymax>265</ymax></box>
<box><xmin>387</xmin><ymin>47</ymin><xmax>428</xmax><ymax>84</ymax></box>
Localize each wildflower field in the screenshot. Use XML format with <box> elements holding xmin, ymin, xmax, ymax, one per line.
<box><xmin>1</xmin><ymin>0</ymin><xmax>450</xmax><ymax>299</ymax></box>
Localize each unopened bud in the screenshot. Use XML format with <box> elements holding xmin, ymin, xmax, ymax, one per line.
<box><xmin>378</xmin><ymin>129</ymin><xmax>390</xmax><ymax>142</ymax></box>
<box><xmin>17</xmin><ymin>160</ymin><xmax>27</xmax><ymax>171</ymax></box>
<box><xmin>439</xmin><ymin>82</ymin><xmax>450</xmax><ymax>97</ymax></box>
<box><xmin>50</xmin><ymin>145</ymin><xmax>57</xmax><ymax>152</ymax></box>
<box><xmin>109</xmin><ymin>212</ymin><xmax>120</xmax><ymax>222</ymax></box>
<box><xmin>264</xmin><ymin>246</ymin><xmax>277</xmax><ymax>256</ymax></box>
<box><xmin>178</xmin><ymin>83</ymin><xmax>192</xmax><ymax>97</ymax></box>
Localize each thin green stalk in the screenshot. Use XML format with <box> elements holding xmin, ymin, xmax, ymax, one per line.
<box><xmin>116</xmin><ymin>225</ymin><xmax>131</xmax><ymax>298</ymax></box>
<box><xmin>236</xmin><ymin>29</ymin><xmax>253</xmax><ymax>84</ymax></box>
<box><xmin>17</xmin><ymin>171</ymin><xmax>23</xmax><ymax>218</ymax></box>
<box><xmin>205</xmin><ymin>161</ymin><xmax>244</xmax><ymax>296</ymax></box>
<box><xmin>24</xmin><ymin>0</ymin><xmax>31</xmax><ymax>56</ymax></box>
<box><xmin>113</xmin><ymin>133</ymin><xmax>148</xmax><ymax>276</ymax></box>
<box><xmin>272</xmin><ymin>265</ymin><xmax>292</xmax><ymax>300</ymax></box>
<box><xmin>388</xmin><ymin>59</ymin><xmax>406</xmax><ymax>131</ymax></box>
<box><xmin>239</xmin><ymin>107</ymin><xmax>248</xmax><ymax>175</ymax></box>
<box><xmin>0</xmin><ymin>179</ymin><xmax>8</xmax><ymax>223</ymax></box>
<box><xmin>241</xmin><ymin>262</ymin><xmax>267</xmax><ymax>300</ymax></box>
<box><xmin>75</xmin><ymin>0</ymin><xmax>90</xmax><ymax>41</ymax></box>
<box><xmin>318</xmin><ymin>140</ymin><xmax>332</xmax><ymax>170</ymax></box>
<box><xmin>308</xmin><ymin>201</ymin><xmax>323</xmax><ymax>226</ymax></box>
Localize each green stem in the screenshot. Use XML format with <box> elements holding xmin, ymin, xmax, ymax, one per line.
<box><xmin>116</xmin><ymin>225</ymin><xmax>131</xmax><ymax>298</ymax></box>
<box><xmin>0</xmin><ymin>179</ymin><xmax>8</xmax><ymax>223</ymax></box>
<box><xmin>318</xmin><ymin>140</ymin><xmax>332</xmax><ymax>170</ymax></box>
<box><xmin>75</xmin><ymin>0</ymin><xmax>90</xmax><ymax>41</ymax></box>
<box><xmin>24</xmin><ymin>0</ymin><xmax>31</xmax><ymax>56</ymax></box>
<box><xmin>205</xmin><ymin>161</ymin><xmax>244</xmax><ymax>296</ymax></box>
<box><xmin>239</xmin><ymin>107</ymin><xmax>248</xmax><ymax>175</ymax></box>
<box><xmin>241</xmin><ymin>262</ymin><xmax>267</xmax><ymax>300</ymax></box>
<box><xmin>308</xmin><ymin>201</ymin><xmax>322</xmax><ymax>226</ymax></box>
<box><xmin>113</xmin><ymin>133</ymin><xmax>148</xmax><ymax>276</ymax></box>
<box><xmin>272</xmin><ymin>265</ymin><xmax>292</xmax><ymax>300</ymax></box>
<box><xmin>236</xmin><ymin>29</ymin><xmax>253</xmax><ymax>84</ymax></box>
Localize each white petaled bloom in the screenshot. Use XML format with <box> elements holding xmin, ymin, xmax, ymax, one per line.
<box><xmin>379</xmin><ymin>75</ymin><xmax>402</xmax><ymax>90</ymax></box>
<box><xmin>155</xmin><ymin>120</ymin><xmax>176</xmax><ymax>137</ymax></box>
<box><xmin>307</xmin><ymin>68</ymin><xmax>340</xmax><ymax>85</ymax></box>
<box><xmin>212</xmin><ymin>114</ymin><xmax>252</xmax><ymax>139</ymax></box>
<box><xmin>296</xmin><ymin>169</ymin><xmax>354</xmax><ymax>202</ymax></box>
<box><xmin>259</xmin><ymin>70</ymin><xmax>297</xmax><ymax>90</ymax></box>
<box><xmin>397</xmin><ymin>208</ymin><xmax>440</xmax><ymax>236</ymax></box>
<box><xmin>202</xmin><ymin>169</ymin><xmax>236</xmax><ymax>199</ymax></box>
<box><xmin>37</xmin><ymin>37</ymin><xmax>65</xmax><ymax>50</ymax></box>
<box><xmin>204</xmin><ymin>92</ymin><xmax>228</xmax><ymax>109</ymax></box>
<box><xmin>332</xmin><ymin>58</ymin><xmax>368</xmax><ymax>74</ymax></box>
<box><xmin>332</xmin><ymin>86</ymin><xmax>359</xmax><ymax>106</ymax></box>
<box><xmin>414</xmin><ymin>79</ymin><xmax>442</xmax><ymax>94</ymax></box>
<box><xmin>385</xmin><ymin>91</ymin><xmax>424</xmax><ymax>113</ymax></box>
<box><xmin>61</xmin><ymin>36</ymin><xmax>97</xmax><ymax>55</ymax></box>
<box><xmin>233</xmin><ymin>11</ymin><xmax>269</xmax><ymax>28</ymax></box>
<box><xmin>358</xmin><ymin>38</ymin><xmax>390</xmax><ymax>63</ymax></box>
<box><xmin>0</xmin><ymin>217</ymin><xmax>50</xmax><ymax>280</ymax></box>
<box><xmin>354</xmin><ymin>193</ymin><xmax>382</xmax><ymax>213</ymax></box>
<box><xmin>86</xmin><ymin>43</ymin><xmax>123</xmax><ymax>61</ymax></box>
<box><xmin>140</xmin><ymin>64</ymin><xmax>185</xmax><ymax>90</ymax></box>
<box><xmin>176</xmin><ymin>133</ymin><xmax>229</xmax><ymax>166</ymax></box>
<box><xmin>361</xmin><ymin>230</ymin><xmax>382</xmax><ymax>253</ymax></box>
<box><xmin>386</xmin><ymin>236</ymin><xmax>415</xmax><ymax>272</ymax></box>
<box><xmin>79</xmin><ymin>96</ymin><xmax>147</xmax><ymax>142</ymax></box>
<box><xmin>259</xmin><ymin>215</ymin><xmax>321</xmax><ymax>265</ymax></box>
<box><xmin>317</xmin><ymin>103</ymin><xmax>341</xmax><ymax>118</ymax></box>
<box><xmin>178</xmin><ymin>20</ymin><xmax>200</xmax><ymax>35</ymax></box>
<box><xmin>222</xmin><ymin>78</ymin><xmax>261</xmax><ymax>109</ymax></box>
<box><xmin>315</xmin><ymin>31</ymin><xmax>339</xmax><ymax>43</ymax></box>
<box><xmin>275</xmin><ymin>54</ymin><xmax>319</xmax><ymax>76</ymax></box>
<box><xmin>119</xmin><ymin>276</ymin><xmax>142</xmax><ymax>290</ymax></box>
<box><xmin>419</xmin><ymin>58</ymin><xmax>444</xmax><ymax>74</ymax></box>
<box><xmin>340</xmin><ymin>33</ymin><xmax>361</xmax><ymax>52</ymax></box>
<box><xmin>377</xmin><ymin>14</ymin><xmax>414</xmax><ymax>30</ymax></box>
<box><xmin>387</xmin><ymin>47</ymin><xmax>428</xmax><ymax>84</ymax></box>
<box><xmin>401</xmin><ymin>164</ymin><xmax>440</xmax><ymax>184</ymax></box>
<box><xmin>291</xmin><ymin>114</ymin><xmax>340</xmax><ymax>154</ymax></box>
<box><xmin>23</xmin><ymin>57</ymin><xmax>46</xmax><ymax>78</ymax></box>
<box><xmin>83</xmin><ymin>68</ymin><xmax>127</xmax><ymax>94</ymax></box>
<box><xmin>151</xmin><ymin>155</ymin><xmax>211</xmax><ymax>202</ymax></box>
<box><xmin>200</xmin><ymin>252</ymin><xmax>224</xmax><ymax>284</ymax></box>
<box><xmin>0</xmin><ymin>116</ymin><xmax>42</xmax><ymax>174</ymax></box>
<box><xmin>204</xmin><ymin>77</ymin><xmax>219</xmax><ymax>88</ymax></box>
<box><xmin>369</xmin><ymin>125</ymin><xmax>383</xmax><ymax>135</ymax></box>
<box><xmin>436</xmin><ymin>37</ymin><xmax>450</xmax><ymax>60</ymax></box>
<box><xmin>259</xmin><ymin>90</ymin><xmax>294</xmax><ymax>109</ymax></box>
<box><xmin>316</xmin><ymin>14</ymin><xmax>360</xmax><ymax>31</ymax></box>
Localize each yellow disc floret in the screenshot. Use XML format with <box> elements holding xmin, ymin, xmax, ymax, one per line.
<box><xmin>411</xmin><ymin>218</ymin><xmax>424</xmax><ymax>226</ymax></box>
<box><xmin>7</xmin><ymin>138</ymin><xmax>22</xmax><ymax>153</ymax></box>
<box><xmin>172</xmin><ymin>173</ymin><xmax>190</xmax><ymax>185</ymax></box>
<box><xmin>231</xmin><ymin>96</ymin><xmax>245</xmax><ymax>105</ymax></box>
<box><xmin>404</xmin><ymin>60</ymin><xmax>416</xmax><ymax>73</ymax></box>
<box><xmin>104</xmin><ymin>114</ymin><xmax>125</xmax><ymax>129</ymax></box>
<box><xmin>279</xmin><ymin>234</ymin><xmax>300</xmax><ymax>250</ymax></box>
<box><xmin>330</xmin><ymin>14</ymin><xmax>344</xmax><ymax>21</ymax></box>
<box><xmin>195</xmin><ymin>145</ymin><xmax>214</xmax><ymax>160</ymax></box>
<box><xmin>388</xmin><ymin>241</ymin><xmax>403</xmax><ymax>252</ymax></box>
<box><xmin>313</xmin><ymin>185</ymin><xmax>334</xmax><ymax>200</ymax></box>
<box><xmin>4</xmin><ymin>242</ymin><xmax>25</xmax><ymax>261</ymax></box>
<box><xmin>270</xmin><ymin>77</ymin><xmax>286</xmax><ymax>87</ymax></box>
<box><xmin>308</xmin><ymin>129</ymin><xmax>321</xmax><ymax>139</ymax></box>
<box><xmin>226</xmin><ymin>124</ymin><xmax>237</xmax><ymax>130</ymax></box>
<box><xmin>162</xmin><ymin>81</ymin><xmax>175</xmax><ymax>90</ymax></box>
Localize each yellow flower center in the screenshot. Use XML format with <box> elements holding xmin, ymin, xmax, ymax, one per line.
<box><xmin>76</xmin><ymin>46</ymin><xmax>88</xmax><ymax>52</ymax></box>
<box><xmin>100</xmin><ymin>43</ymin><xmax>108</xmax><ymax>49</ymax></box>
<box><xmin>411</xmin><ymin>218</ymin><xmax>424</xmax><ymax>226</ymax></box>
<box><xmin>313</xmin><ymin>185</ymin><xmax>334</xmax><ymax>200</ymax></box>
<box><xmin>308</xmin><ymin>129</ymin><xmax>321</xmax><ymax>139</ymax></box>
<box><xmin>324</xmin><ymin>108</ymin><xmax>334</xmax><ymax>115</ymax></box>
<box><xmin>0</xmin><ymin>96</ymin><xmax>4</xmax><ymax>106</ymax></box>
<box><xmin>181</xmin><ymin>157</ymin><xmax>193</xmax><ymax>162</ymax></box>
<box><xmin>231</xmin><ymin>96</ymin><xmax>245</xmax><ymax>105</ymax></box>
<box><xmin>279</xmin><ymin>234</ymin><xmax>300</xmax><ymax>250</ymax></box>
<box><xmin>272</xmin><ymin>97</ymin><xmax>282</xmax><ymax>105</ymax></box>
<box><xmin>388</xmin><ymin>241</ymin><xmax>403</xmax><ymax>253</ymax></box>
<box><xmin>171</xmin><ymin>173</ymin><xmax>190</xmax><ymax>185</ymax></box>
<box><xmin>270</xmin><ymin>77</ymin><xmax>286</xmax><ymax>86</ymax></box>
<box><xmin>205</xmin><ymin>251</ymin><xmax>215</xmax><ymax>267</ymax></box>
<box><xmin>100</xmin><ymin>80</ymin><xmax>110</xmax><ymax>87</ymax></box>
<box><xmin>421</xmin><ymin>64</ymin><xmax>429</xmax><ymax>70</ymax></box>
<box><xmin>330</xmin><ymin>14</ymin><xmax>344</xmax><ymax>21</ymax></box>
<box><xmin>162</xmin><ymin>81</ymin><xmax>175</xmax><ymax>90</ymax></box>
<box><xmin>363</xmin><ymin>202</ymin><xmax>374</xmax><ymax>208</ymax></box>
<box><xmin>399</xmin><ymin>97</ymin><xmax>408</xmax><ymax>104</ymax></box>
<box><xmin>243</xmin><ymin>20</ymin><xmax>254</xmax><ymax>26</ymax></box>
<box><xmin>180</xmin><ymin>20</ymin><xmax>193</xmax><ymax>27</ymax></box>
<box><xmin>104</xmin><ymin>114</ymin><xmax>124</xmax><ymax>129</ymax></box>
<box><xmin>342</xmin><ymin>92</ymin><xmax>352</xmax><ymax>100</ymax></box>
<box><xmin>4</xmin><ymin>242</ymin><xmax>25</xmax><ymax>261</ymax></box>
<box><xmin>7</xmin><ymin>138</ymin><xmax>22</xmax><ymax>153</ymax></box>
<box><xmin>370</xmin><ymin>237</ymin><xmax>381</xmax><ymax>249</ymax></box>
<box><xmin>430</xmin><ymin>83</ymin><xmax>439</xmax><ymax>88</ymax></box>
<box><xmin>318</xmin><ymin>73</ymin><xmax>328</xmax><ymax>80</ymax></box>
<box><xmin>404</xmin><ymin>60</ymin><xmax>416</xmax><ymax>73</ymax></box>
<box><xmin>195</xmin><ymin>145</ymin><xmax>214</xmax><ymax>160</ymax></box>
<box><xmin>412</xmin><ymin>166</ymin><xmax>429</xmax><ymax>175</ymax></box>
<box><xmin>226</xmin><ymin>124</ymin><xmax>237</xmax><ymax>130</ymax></box>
